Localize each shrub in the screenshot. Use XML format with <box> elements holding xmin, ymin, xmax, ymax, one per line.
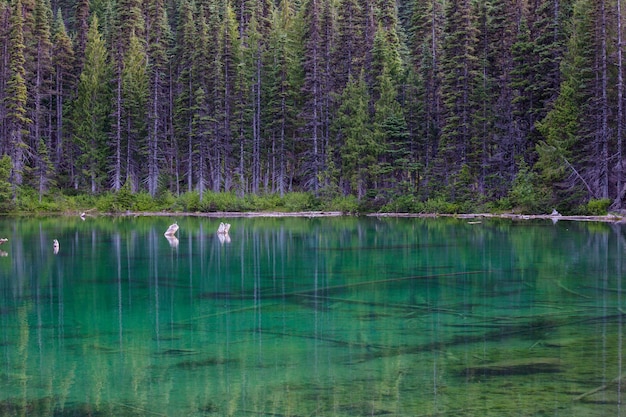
<box><xmin>176</xmin><ymin>191</ymin><xmax>202</xmax><ymax>212</ymax></box>
<box><xmin>283</xmin><ymin>192</ymin><xmax>314</xmax><ymax>211</ymax></box>
<box><xmin>580</xmin><ymin>198</ymin><xmax>611</xmax><ymax>216</ymax></box>
<box><xmin>422</xmin><ymin>197</ymin><xmax>460</xmax><ymax>214</ymax></box>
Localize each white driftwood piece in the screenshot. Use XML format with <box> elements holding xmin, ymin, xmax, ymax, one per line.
<box><xmin>217</xmin><ymin>222</ymin><xmax>231</xmax><ymax>235</ymax></box>
<box><xmin>164</xmin><ymin>222</ymin><xmax>179</xmax><ymax>237</ymax></box>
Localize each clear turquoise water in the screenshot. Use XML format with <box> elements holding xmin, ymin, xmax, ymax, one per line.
<box><xmin>0</xmin><ymin>216</ymin><xmax>625</xmax><ymax>416</ymax></box>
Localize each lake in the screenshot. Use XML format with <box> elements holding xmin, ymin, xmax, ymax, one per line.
<box><xmin>0</xmin><ymin>215</ymin><xmax>624</xmax><ymax>416</ymax></box>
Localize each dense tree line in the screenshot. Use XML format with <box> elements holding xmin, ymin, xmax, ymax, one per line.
<box><xmin>0</xmin><ymin>0</ymin><xmax>624</xmax><ymax>213</ymax></box>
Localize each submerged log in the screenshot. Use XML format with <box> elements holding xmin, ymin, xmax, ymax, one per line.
<box><xmin>462</xmin><ymin>357</ymin><xmax>562</xmax><ymax>376</ymax></box>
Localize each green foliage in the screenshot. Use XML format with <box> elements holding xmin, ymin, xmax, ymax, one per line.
<box><xmin>381</xmin><ymin>194</ymin><xmax>420</xmax><ymax>213</ymax></box>
<box><xmin>0</xmin><ymin>156</ymin><xmax>14</xmax><ymax>212</ymax></box>
<box><xmin>175</xmin><ymin>191</ymin><xmax>202</xmax><ymax>212</ymax></box>
<box><xmin>577</xmin><ymin>198</ymin><xmax>611</xmax><ymax>216</ymax></box>
<box><xmin>322</xmin><ymin>195</ymin><xmax>359</xmax><ymax>213</ymax></box>
<box><xmin>132</xmin><ymin>192</ymin><xmax>159</xmax><ymax>211</ymax></box>
<box><xmin>283</xmin><ymin>192</ymin><xmax>314</xmax><ymax>211</ymax></box>
<box><xmin>421</xmin><ymin>197</ymin><xmax>461</xmax><ymax>214</ymax></box>
<box><xmin>201</xmin><ymin>192</ymin><xmax>242</xmax><ymax>212</ymax></box>
<box><xmin>509</xmin><ymin>160</ymin><xmax>549</xmax><ymax>214</ymax></box>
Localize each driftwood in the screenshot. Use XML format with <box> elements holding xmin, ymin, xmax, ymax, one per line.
<box><xmin>164</xmin><ymin>222</ymin><xmax>179</xmax><ymax>237</ymax></box>
<box><xmin>573</xmin><ymin>374</ymin><xmax>626</xmax><ymax>401</ymax></box>
<box><xmin>217</xmin><ymin>222</ymin><xmax>231</xmax><ymax>234</ymax></box>
<box><xmin>0</xmin><ymin>238</ymin><xmax>7</xmax><ymax>245</ymax></box>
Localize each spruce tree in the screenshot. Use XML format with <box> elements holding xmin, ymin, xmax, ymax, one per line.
<box><xmin>335</xmin><ymin>71</ymin><xmax>374</xmax><ymax>198</ymax></box>
<box><xmin>71</xmin><ymin>16</ymin><xmax>112</xmax><ymax>193</ymax></box>
<box><xmin>5</xmin><ymin>0</ymin><xmax>31</xmax><ymax>188</ymax></box>
<box><xmin>51</xmin><ymin>9</ymin><xmax>74</xmax><ymax>171</ymax></box>
<box><xmin>435</xmin><ymin>0</ymin><xmax>479</xmax><ymax>201</ymax></box>
<box><xmin>536</xmin><ymin>0</ymin><xmax>596</xmax><ymax>208</ymax></box>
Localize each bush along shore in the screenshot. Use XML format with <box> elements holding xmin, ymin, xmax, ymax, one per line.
<box><xmin>1</xmin><ymin>187</ymin><xmax>624</xmax><ymax>222</ymax></box>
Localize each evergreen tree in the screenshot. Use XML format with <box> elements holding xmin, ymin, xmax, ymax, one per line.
<box><xmin>264</xmin><ymin>0</ymin><xmax>301</xmax><ymax>196</ymax></box>
<box><xmin>51</xmin><ymin>9</ymin><xmax>74</xmax><ymax>171</ymax></box>
<box><xmin>120</xmin><ymin>32</ymin><xmax>148</xmax><ymax>192</ymax></box>
<box><xmin>333</xmin><ymin>0</ymin><xmax>368</xmax><ymax>91</ymax></box>
<box><xmin>172</xmin><ymin>0</ymin><xmax>197</xmax><ymax>194</ymax></box>
<box><xmin>374</xmin><ymin>66</ymin><xmax>411</xmax><ymax>195</ymax></box>
<box><xmin>144</xmin><ymin>0</ymin><xmax>171</xmax><ymax>197</ymax></box>
<box><xmin>409</xmin><ymin>0</ymin><xmax>444</xmax><ymax>174</ymax></box>
<box><xmin>34</xmin><ymin>137</ymin><xmax>54</xmax><ymax>200</ymax></box>
<box><xmin>0</xmin><ymin>155</ymin><xmax>13</xmax><ymax>211</ymax></box>
<box><xmin>72</xmin><ymin>0</ymin><xmax>89</xmax><ymax>74</ymax></box>
<box><xmin>335</xmin><ymin>71</ymin><xmax>374</xmax><ymax>198</ymax></box>
<box><xmin>71</xmin><ymin>15</ymin><xmax>112</xmax><ymax>193</ymax></box>
<box><xmin>435</xmin><ymin>0</ymin><xmax>479</xmax><ymax>201</ymax></box>
<box><xmin>5</xmin><ymin>0</ymin><xmax>31</xmax><ymax>188</ymax></box>
<box><xmin>536</xmin><ymin>0</ymin><xmax>596</xmax><ymax>208</ymax></box>
<box><xmin>218</xmin><ymin>1</ymin><xmax>241</xmax><ymax>192</ymax></box>
<box><xmin>30</xmin><ymin>0</ymin><xmax>53</xmax><ymax>174</ymax></box>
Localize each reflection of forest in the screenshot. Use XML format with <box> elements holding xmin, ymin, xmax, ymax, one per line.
<box><xmin>0</xmin><ymin>217</ymin><xmax>624</xmax><ymax>416</ymax></box>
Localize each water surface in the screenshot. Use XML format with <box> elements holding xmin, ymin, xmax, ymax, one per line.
<box><xmin>0</xmin><ymin>216</ymin><xmax>624</xmax><ymax>416</ymax></box>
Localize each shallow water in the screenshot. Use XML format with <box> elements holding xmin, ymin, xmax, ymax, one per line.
<box><xmin>0</xmin><ymin>215</ymin><xmax>625</xmax><ymax>416</ymax></box>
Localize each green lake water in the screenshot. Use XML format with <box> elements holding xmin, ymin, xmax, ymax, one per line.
<box><xmin>0</xmin><ymin>215</ymin><xmax>625</xmax><ymax>416</ymax></box>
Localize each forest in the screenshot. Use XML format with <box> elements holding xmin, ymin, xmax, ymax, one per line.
<box><xmin>0</xmin><ymin>0</ymin><xmax>623</xmax><ymax>215</ymax></box>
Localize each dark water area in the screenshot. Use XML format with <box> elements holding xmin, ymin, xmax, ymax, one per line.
<box><xmin>0</xmin><ymin>215</ymin><xmax>625</xmax><ymax>416</ymax></box>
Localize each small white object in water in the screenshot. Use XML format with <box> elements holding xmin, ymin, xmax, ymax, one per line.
<box><xmin>53</xmin><ymin>239</ymin><xmax>60</xmax><ymax>254</ymax></box>
<box><xmin>217</xmin><ymin>222</ymin><xmax>231</xmax><ymax>234</ymax></box>
<box><xmin>164</xmin><ymin>222</ymin><xmax>179</xmax><ymax>237</ymax></box>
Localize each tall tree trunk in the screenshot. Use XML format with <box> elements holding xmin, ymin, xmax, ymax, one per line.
<box><xmin>600</xmin><ymin>0</ymin><xmax>609</xmax><ymax>199</ymax></box>
<box><xmin>617</xmin><ymin>0</ymin><xmax>625</xmax><ymax>207</ymax></box>
<box><xmin>113</xmin><ymin>69</ymin><xmax>123</xmax><ymax>191</ymax></box>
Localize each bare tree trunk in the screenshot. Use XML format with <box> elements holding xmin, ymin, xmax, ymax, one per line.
<box><xmin>113</xmin><ymin>70</ymin><xmax>123</xmax><ymax>191</ymax></box>
<box><xmin>252</xmin><ymin>50</ymin><xmax>261</xmax><ymax>193</ymax></box>
<box><xmin>148</xmin><ymin>72</ymin><xmax>160</xmax><ymax>197</ymax></box>
<box><xmin>617</xmin><ymin>0</ymin><xmax>625</xmax><ymax>208</ymax></box>
<box><xmin>600</xmin><ymin>0</ymin><xmax>609</xmax><ymax>199</ymax></box>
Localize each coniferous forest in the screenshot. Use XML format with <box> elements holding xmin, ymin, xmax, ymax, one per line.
<box><xmin>0</xmin><ymin>0</ymin><xmax>624</xmax><ymax>214</ymax></box>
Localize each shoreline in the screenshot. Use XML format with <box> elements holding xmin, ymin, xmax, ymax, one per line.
<box><xmin>108</xmin><ymin>210</ymin><xmax>625</xmax><ymax>223</ymax></box>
